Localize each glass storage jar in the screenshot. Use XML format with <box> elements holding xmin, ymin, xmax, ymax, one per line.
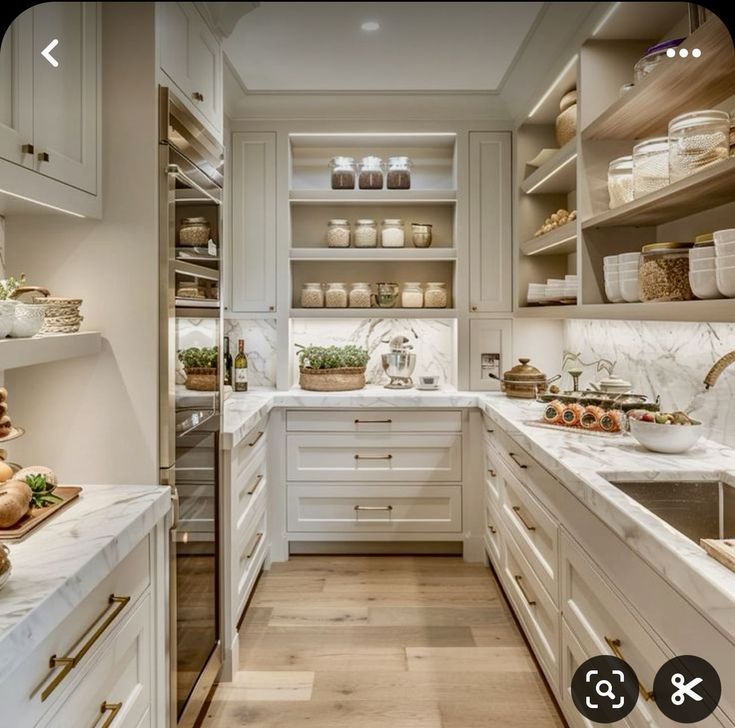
<box><xmin>633</xmin><ymin>38</ymin><xmax>684</xmax><ymax>82</ymax></box>
<box><xmin>301</xmin><ymin>283</ymin><xmax>324</xmax><ymax>308</ymax></box>
<box><xmin>358</xmin><ymin>156</ymin><xmax>384</xmax><ymax>189</ymax></box>
<box><xmin>353</xmin><ymin>219</ymin><xmax>378</xmax><ymax>247</ymax></box>
<box><xmin>326</xmin><ymin>219</ymin><xmax>351</xmax><ymax>248</ymax></box>
<box><xmin>325</xmin><ymin>282</ymin><xmax>348</xmax><ymax>308</ymax></box>
<box><xmin>386</xmin><ymin>156</ymin><xmax>411</xmax><ymax>189</ymax></box>
<box><xmin>633</xmin><ymin>137</ymin><xmax>670</xmax><ymax>198</ymax></box>
<box><xmin>607</xmin><ymin>155</ymin><xmax>634</xmax><ymax>209</ymax></box>
<box><xmin>424</xmin><ymin>282</ymin><xmax>448</xmax><ymax>308</ymax></box>
<box><xmin>411</xmin><ymin>223</ymin><xmax>433</xmax><ymax>248</ymax></box>
<box><xmin>639</xmin><ymin>242</ymin><xmax>694</xmax><ymax>302</ymax></box>
<box><xmin>381</xmin><ymin>219</ymin><xmax>405</xmax><ymax>248</ymax></box>
<box><xmin>668</xmin><ymin>110</ymin><xmax>730</xmax><ymax>182</ymax></box>
<box><xmin>330</xmin><ymin>156</ymin><xmax>356</xmax><ymax>189</ymax></box>
<box><xmin>349</xmin><ymin>282</ymin><xmax>372</xmax><ymax>308</ymax></box>
<box><xmin>401</xmin><ymin>283</ymin><xmax>424</xmax><ymax>308</ymax></box>
<box><xmin>179</xmin><ymin>217</ymin><xmax>211</xmax><ymax>247</ymax></box>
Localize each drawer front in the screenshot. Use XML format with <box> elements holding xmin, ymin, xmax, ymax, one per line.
<box><xmin>233</xmin><ymin>440</ymin><xmax>267</xmax><ymax>534</ymax></box>
<box><xmin>483</xmin><ymin>436</ymin><xmax>503</xmax><ymax>506</ymax></box>
<box><xmin>287</xmin><ymin>484</ymin><xmax>462</xmax><ymax>533</ymax></box>
<box><xmin>235</xmin><ymin>467</ymin><xmax>268</xmax><ymax>551</ymax></box>
<box><xmin>287</xmin><ymin>409</ymin><xmax>462</xmax><ymax>433</ymax></box>
<box><xmin>235</xmin><ymin>497</ymin><xmax>267</xmax><ymax>619</ymax></box>
<box><xmin>232</xmin><ymin>422</ymin><xmax>267</xmax><ymax>480</ymax></box>
<box><xmin>501</xmin><ymin>464</ymin><xmax>558</xmax><ymax>603</ymax></box>
<box><xmin>483</xmin><ymin>490</ymin><xmax>504</xmax><ymax>570</ymax></box>
<box><xmin>287</xmin><ymin>433</ymin><xmax>462</xmax><ymax>482</ymax></box>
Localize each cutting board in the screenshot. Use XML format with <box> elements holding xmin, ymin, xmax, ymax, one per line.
<box><xmin>0</xmin><ymin>486</ymin><xmax>82</xmax><ymax>541</ymax></box>
<box><xmin>701</xmin><ymin>538</ymin><xmax>735</xmax><ymax>572</ymax></box>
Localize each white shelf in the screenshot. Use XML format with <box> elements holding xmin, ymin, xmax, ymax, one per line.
<box><xmin>290</xmin><ymin>248</ymin><xmax>457</xmax><ymax>261</ymax></box>
<box><xmin>290</xmin><ymin>308</ymin><xmax>457</xmax><ymax>319</ymax></box>
<box><xmin>520</xmin><ymin>222</ymin><xmax>577</xmax><ymax>257</ymax></box>
<box><xmin>520</xmin><ymin>138</ymin><xmax>577</xmax><ymax>195</ymax></box>
<box><xmin>0</xmin><ymin>331</ymin><xmax>102</xmax><ymax>370</ymax></box>
<box><xmin>289</xmin><ymin>189</ymin><xmax>456</xmax><ymax>204</ymax></box>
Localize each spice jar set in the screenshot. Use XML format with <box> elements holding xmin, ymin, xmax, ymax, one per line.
<box><xmin>326</xmin><ymin>219</ymin><xmax>432</xmax><ymax>248</ymax></box>
<box><xmin>607</xmin><ymin>109</ymin><xmax>731</xmax><ymax>208</ymax></box>
<box><xmin>329</xmin><ymin>156</ymin><xmax>412</xmax><ymax>190</ymax></box>
<box><xmin>300</xmin><ymin>281</ymin><xmax>448</xmax><ymax>309</ymax></box>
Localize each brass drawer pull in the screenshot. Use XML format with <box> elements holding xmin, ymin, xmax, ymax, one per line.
<box><xmin>514</xmin><ymin>575</ymin><xmax>536</xmax><ymax>606</ymax></box>
<box><xmin>488</xmin><ymin>468</ymin><xmax>497</xmax><ymax>477</ymax></box>
<box><xmin>42</xmin><ymin>595</ymin><xmax>131</xmax><ymax>701</ymax></box>
<box><xmin>604</xmin><ymin>636</ymin><xmax>655</xmax><ymax>701</ymax></box>
<box><xmin>37</xmin><ymin>151</ymin><xmax>50</xmax><ymax>162</ymax></box>
<box><xmin>192</xmin><ymin>91</ymin><xmax>204</xmax><ymax>102</ymax></box>
<box><xmin>486</xmin><ymin>428</ymin><xmax>494</xmax><ymax>433</ymax></box>
<box><xmin>512</xmin><ymin>505</ymin><xmax>536</xmax><ymax>531</ymax></box>
<box><xmin>354</xmin><ymin>418</ymin><xmax>392</xmax><ymax>424</ymax></box>
<box><xmin>246</xmin><ymin>532</ymin><xmax>264</xmax><ymax>559</ymax></box>
<box><xmin>509</xmin><ymin>452</ymin><xmax>528</xmax><ymax>469</ymax></box>
<box><xmin>248</xmin><ymin>431</ymin><xmax>264</xmax><ymax>447</ymax></box>
<box><xmin>100</xmin><ymin>701</ymin><xmax>123</xmax><ymax>728</ymax></box>
<box><xmin>354</xmin><ymin>505</ymin><xmax>393</xmax><ymax>511</ymax></box>
<box><xmin>247</xmin><ymin>474</ymin><xmax>264</xmax><ymax>496</ymax></box>
<box><xmin>21</xmin><ymin>143</ymin><xmax>34</xmax><ymax>154</ymax></box>
<box><xmin>488</xmin><ymin>524</ymin><xmax>497</xmax><ymax>534</ymax></box>
<box><xmin>354</xmin><ymin>454</ymin><xmax>392</xmax><ymax>460</ymax></box>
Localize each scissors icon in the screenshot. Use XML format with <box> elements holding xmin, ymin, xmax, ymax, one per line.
<box><xmin>671</xmin><ymin>673</ymin><xmax>703</xmax><ymax>705</ymax></box>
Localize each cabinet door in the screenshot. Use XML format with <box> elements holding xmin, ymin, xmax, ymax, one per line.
<box><xmin>188</xmin><ymin>12</ymin><xmax>222</xmax><ymax>134</ymax></box>
<box><xmin>231</xmin><ymin>132</ymin><xmax>277</xmax><ymax>313</ymax></box>
<box><xmin>158</xmin><ymin>2</ymin><xmax>192</xmax><ymax>99</ymax></box>
<box><xmin>469</xmin><ymin>131</ymin><xmax>512</xmax><ymax>312</ymax></box>
<box><xmin>0</xmin><ymin>8</ymin><xmax>33</xmax><ymax>167</ymax></box>
<box><xmin>32</xmin><ymin>2</ymin><xmax>98</xmax><ymax>193</ymax></box>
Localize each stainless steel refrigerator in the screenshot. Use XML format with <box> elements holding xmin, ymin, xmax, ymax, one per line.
<box><xmin>158</xmin><ymin>87</ymin><xmax>224</xmax><ymax>727</ymax></box>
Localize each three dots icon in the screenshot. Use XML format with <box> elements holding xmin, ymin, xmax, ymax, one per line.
<box><xmin>667</xmin><ymin>47</ymin><xmax>702</xmax><ymax>58</ymax></box>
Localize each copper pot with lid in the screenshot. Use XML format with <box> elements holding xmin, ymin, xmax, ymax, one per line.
<box><xmin>489</xmin><ymin>358</ymin><xmax>561</xmax><ymax>399</ymax></box>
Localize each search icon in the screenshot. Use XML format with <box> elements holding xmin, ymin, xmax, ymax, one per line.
<box><xmin>596</xmin><ymin>680</ymin><xmax>616</xmax><ymax>700</ymax></box>
<box><xmin>572</xmin><ymin>655</ymin><xmax>639</xmax><ymax>722</ymax></box>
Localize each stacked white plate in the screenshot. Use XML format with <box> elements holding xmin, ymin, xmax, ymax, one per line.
<box><xmin>689</xmin><ymin>240</ymin><xmax>721</xmax><ymax>299</ymax></box>
<box><xmin>563</xmin><ymin>274</ymin><xmax>578</xmax><ymax>301</ymax></box>
<box><xmin>714</xmin><ymin>229</ymin><xmax>735</xmax><ymax>298</ymax></box>
<box><xmin>527</xmin><ymin>282</ymin><xmax>547</xmax><ymax>304</ymax></box>
<box><xmin>618</xmin><ymin>252</ymin><xmax>641</xmax><ymax>303</ymax></box>
<box><xmin>603</xmin><ymin>255</ymin><xmax>624</xmax><ymax>303</ymax></box>
<box><xmin>527</xmin><ymin>275</ymin><xmax>578</xmax><ymax>304</ymax></box>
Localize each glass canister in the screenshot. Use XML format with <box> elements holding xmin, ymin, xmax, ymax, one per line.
<box><xmin>349</xmin><ymin>282</ymin><xmax>372</xmax><ymax>308</ymax></box>
<box><xmin>668</xmin><ymin>110</ymin><xmax>730</xmax><ymax>182</ymax></box>
<box><xmin>401</xmin><ymin>282</ymin><xmax>424</xmax><ymax>308</ymax></box>
<box><xmin>386</xmin><ymin>156</ymin><xmax>411</xmax><ymax>189</ymax></box>
<box><xmin>353</xmin><ymin>219</ymin><xmax>378</xmax><ymax>247</ymax></box>
<box><xmin>179</xmin><ymin>217</ymin><xmax>211</xmax><ymax>247</ymax></box>
<box><xmin>330</xmin><ymin>156</ymin><xmax>356</xmax><ymax>189</ymax></box>
<box><xmin>633</xmin><ymin>38</ymin><xmax>684</xmax><ymax>82</ymax></box>
<box><xmin>374</xmin><ymin>282</ymin><xmax>399</xmax><ymax>308</ymax></box>
<box><xmin>639</xmin><ymin>242</ymin><xmax>694</xmax><ymax>302</ymax></box>
<box><xmin>326</xmin><ymin>219</ymin><xmax>351</xmax><ymax>248</ymax></box>
<box><xmin>633</xmin><ymin>137</ymin><xmax>670</xmax><ymax>198</ymax></box>
<box><xmin>358</xmin><ymin>156</ymin><xmax>384</xmax><ymax>189</ymax></box>
<box><xmin>424</xmin><ymin>282</ymin><xmax>448</xmax><ymax>308</ymax></box>
<box><xmin>411</xmin><ymin>223</ymin><xmax>433</xmax><ymax>248</ymax></box>
<box><xmin>301</xmin><ymin>283</ymin><xmax>324</xmax><ymax>308</ymax></box>
<box><xmin>381</xmin><ymin>219</ymin><xmax>405</xmax><ymax>248</ymax></box>
<box><xmin>325</xmin><ymin>282</ymin><xmax>348</xmax><ymax>308</ymax></box>
<box><xmin>607</xmin><ymin>155</ymin><xmax>634</xmax><ymax>209</ymax></box>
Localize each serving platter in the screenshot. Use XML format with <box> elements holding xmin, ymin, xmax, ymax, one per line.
<box><xmin>0</xmin><ymin>486</ymin><xmax>82</xmax><ymax>541</ymax></box>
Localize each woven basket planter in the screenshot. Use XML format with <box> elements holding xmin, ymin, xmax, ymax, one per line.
<box><xmin>185</xmin><ymin>367</ymin><xmax>218</xmax><ymax>391</ymax></box>
<box><xmin>299</xmin><ymin>367</ymin><xmax>366</xmax><ymax>392</ymax></box>
<box><xmin>555</xmin><ymin>103</ymin><xmax>577</xmax><ymax>147</ymax></box>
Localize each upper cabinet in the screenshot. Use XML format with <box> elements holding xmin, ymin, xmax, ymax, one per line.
<box><xmin>157</xmin><ymin>2</ymin><xmax>223</xmax><ymax>141</ymax></box>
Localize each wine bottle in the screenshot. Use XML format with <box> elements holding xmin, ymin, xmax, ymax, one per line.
<box><xmin>234</xmin><ymin>339</ymin><xmax>248</xmax><ymax>392</ymax></box>
<box><xmin>223</xmin><ymin>336</ymin><xmax>233</xmax><ymax>387</ymax></box>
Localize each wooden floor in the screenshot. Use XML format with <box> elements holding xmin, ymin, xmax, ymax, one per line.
<box><xmin>198</xmin><ymin>556</ymin><xmax>566</xmax><ymax>728</ymax></box>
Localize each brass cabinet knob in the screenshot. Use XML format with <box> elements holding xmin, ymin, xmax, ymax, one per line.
<box><xmin>38</xmin><ymin>151</ymin><xmax>50</xmax><ymax>162</ymax></box>
<box><xmin>21</xmin><ymin>143</ymin><xmax>34</xmax><ymax>154</ymax></box>
<box><xmin>192</xmin><ymin>91</ymin><xmax>204</xmax><ymax>102</ymax></box>
<box><xmin>471</xmin><ymin>305</ymin><xmax>478</xmax><ymax>312</ymax></box>
<box><xmin>269</xmin><ymin>305</ymin><xmax>275</xmax><ymax>311</ymax></box>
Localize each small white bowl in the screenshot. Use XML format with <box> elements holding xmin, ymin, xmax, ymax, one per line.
<box><xmin>628</xmin><ymin>418</ymin><xmax>703</xmax><ymax>454</ymax></box>
<box><xmin>605</xmin><ymin>278</ymin><xmax>623</xmax><ymax>303</ymax></box>
<box><xmin>690</xmin><ymin>258</ymin><xmax>716</xmax><ymax>272</ymax></box>
<box><xmin>620</xmin><ymin>277</ymin><xmax>640</xmax><ymax>302</ymax></box>
<box><xmin>690</xmin><ymin>247</ymin><xmax>715</xmax><ymax>260</ymax></box>
<box><xmin>619</xmin><ymin>261</ymin><xmax>639</xmax><ymax>272</ymax></box>
<box><xmin>715</xmin><ymin>239</ymin><xmax>735</xmax><ymax>256</ymax></box>
<box><xmin>689</xmin><ymin>269</ymin><xmax>722</xmax><ymax>299</ymax></box>
<box><xmin>716</xmin><ymin>266</ymin><xmax>735</xmax><ymax>297</ymax></box>
<box><xmin>619</xmin><ymin>274</ymin><xmax>639</xmax><ymax>283</ymax></box>
<box><xmin>619</xmin><ymin>252</ymin><xmax>641</xmax><ymax>263</ymax></box>
<box><xmin>9</xmin><ymin>302</ymin><xmax>44</xmax><ymax>338</ymax></box>
<box><xmin>716</xmin><ymin>253</ymin><xmax>735</xmax><ymax>268</ymax></box>
<box><xmin>603</xmin><ymin>254</ymin><xmax>619</xmax><ymax>266</ymax></box>
<box><xmin>714</xmin><ymin>228</ymin><xmax>735</xmax><ymax>245</ymax></box>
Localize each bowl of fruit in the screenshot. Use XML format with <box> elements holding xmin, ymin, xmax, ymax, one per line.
<box><xmin>627</xmin><ymin>410</ymin><xmax>703</xmax><ymax>454</ymax></box>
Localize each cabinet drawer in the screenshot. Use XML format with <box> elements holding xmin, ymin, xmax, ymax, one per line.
<box><xmin>286</xmin><ymin>409</ymin><xmax>462</xmax><ymax>433</ymax></box>
<box><xmin>483</xmin><ymin>437</ymin><xmax>502</xmax><ymax>506</ymax></box>
<box><xmin>287</xmin><ymin>433</ymin><xmax>462</xmax><ymax>482</ymax></box>
<box><xmin>232</xmin><ymin>422</ymin><xmax>267</xmax><ymax>480</ymax></box>
<box><xmin>233</xmin><ymin>440</ymin><xmax>267</xmax><ymax>534</ymax></box>
<box><xmin>483</xmin><ymin>491</ymin><xmax>503</xmax><ymax>570</ymax></box>
<box><xmin>287</xmin><ymin>484</ymin><xmax>462</xmax><ymax>533</ymax></box>
<box><xmin>501</xmin><ymin>465</ymin><xmax>558</xmax><ymax>603</ymax></box>
<box><xmin>235</xmin><ymin>499</ymin><xmax>267</xmax><ymax>620</ymax></box>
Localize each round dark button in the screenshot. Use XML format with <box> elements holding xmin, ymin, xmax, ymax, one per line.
<box><xmin>571</xmin><ymin>655</ymin><xmax>639</xmax><ymax>723</ymax></box>
<box><xmin>653</xmin><ymin>655</ymin><xmax>721</xmax><ymax>723</ymax></box>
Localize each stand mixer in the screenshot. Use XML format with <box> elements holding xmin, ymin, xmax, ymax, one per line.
<box><xmin>381</xmin><ymin>335</ymin><xmax>416</xmax><ymax>389</ymax></box>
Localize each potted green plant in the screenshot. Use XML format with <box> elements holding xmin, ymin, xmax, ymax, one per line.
<box><xmin>296</xmin><ymin>344</ymin><xmax>369</xmax><ymax>391</ymax></box>
<box><xmin>178</xmin><ymin>346</ymin><xmax>219</xmax><ymax>391</ymax></box>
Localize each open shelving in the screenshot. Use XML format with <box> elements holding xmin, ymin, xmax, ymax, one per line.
<box><xmin>0</xmin><ymin>331</ymin><xmax>102</xmax><ymax>370</ymax></box>
<box><xmin>290</xmin><ymin>308</ymin><xmax>457</xmax><ymax>319</ymax></box>
<box><xmin>290</xmin><ymin>248</ymin><xmax>457</xmax><ymax>261</ymax></box>
<box><xmin>520</xmin><ymin>221</ymin><xmax>577</xmax><ymax>257</ymax></box>
<box><xmin>519</xmin><ymin>139</ymin><xmax>577</xmax><ymax>195</ymax></box>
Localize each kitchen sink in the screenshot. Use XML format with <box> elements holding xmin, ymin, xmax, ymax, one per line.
<box><xmin>608</xmin><ymin>480</ymin><xmax>735</xmax><ymax>543</ymax></box>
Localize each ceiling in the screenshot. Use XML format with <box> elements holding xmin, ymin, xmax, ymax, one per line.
<box><xmin>223</xmin><ymin>2</ymin><xmax>545</xmax><ymax>92</ymax></box>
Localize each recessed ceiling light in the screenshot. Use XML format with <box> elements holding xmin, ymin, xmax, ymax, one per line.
<box><xmin>361</xmin><ymin>21</ymin><xmax>380</xmax><ymax>32</ymax></box>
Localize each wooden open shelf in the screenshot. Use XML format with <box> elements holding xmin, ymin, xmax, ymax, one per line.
<box><xmin>520</xmin><ymin>139</ymin><xmax>577</xmax><ymax>195</ymax></box>
<box><xmin>582</xmin><ymin>19</ymin><xmax>735</xmax><ymax>141</ymax></box>
<box><xmin>290</xmin><ymin>248</ymin><xmax>457</xmax><ymax>261</ymax></box>
<box><xmin>520</xmin><ymin>221</ymin><xmax>577</xmax><ymax>257</ymax></box>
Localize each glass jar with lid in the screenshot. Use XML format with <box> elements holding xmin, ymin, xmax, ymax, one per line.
<box><xmin>179</xmin><ymin>217</ymin><xmax>211</xmax><ymax>247</ymax></box>
<box><xmin>349</xmin><ymin>283</ymin><xmax>372</xmax><ymax>308</ymax></box>
<box><xmin>424</xmin><ymin>282</ymin><xmax>448</xmax><ymax>308</ymax></box>
<box><xmin>330</xmin><ymin>156</ymin><xmax>356</xmax><ymax>189</ymax></box>
<box><xmin>668</xmin><ymin>110</ymin><xmax>730</xmax><ymax>182</ymax></box>
<box><xmin>387</xmin><ymin>156</ymin><xmax>411</xmax><ymax>189</ymax></box>
<box><xmin>633</xmin><ymin>137</ymin><xmax>670</xmax><ymax>198</ymax></box>
<box><xmin>358</xmin><ymin>156</ymin><xmax>384</xmax><ymax>190</ymax></box>
<box><xmin>301</xmin><ymin>283</ymin><xmax>324</xmax><ymax>308</ymax></box>
<box><xmin>401</xmin><ymin>283</ymin><xmax>424</xmax><ymax>308</ymax></box>
<box><xmin>325</xmin><ymin>282</ymin><xmax>348</xmax><ymax>308</ymax></box>
<box><xmin>380</xmin><ymin>219</ymin><xmax>405</xmax><ymax>248</ymax></box>
<box><xmin>326</xmin><ymin>219</ymin><xmax>351</xmax><ymax>248</ymax></box>
<box><xmin>633</xmin><ymin>38</ymin><xmax>684</xmax><ymax>82</ymax></box>
<box><xmin>411</xmin><ymin>223</ymin><xmax>433</xmax><ymax>248</ymax></box>
<box><xmin>639</xmin><ymin>242</ymin><xmax>694</xmax><ymax>302</ymax></box>
<box><xmin>354</xmin><ymin>219</ymin><xmax>378</xmax><ymax>247</ymax></box>
<box><xmin>607</xmin><ymin>155</ymin><xmax>634</xmax><ymax>209</ymax></box>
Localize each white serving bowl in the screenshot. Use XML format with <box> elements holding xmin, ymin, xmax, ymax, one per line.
<box><xmin>690</xmin><ymin>247</ymin><xmax>715</xmax><ymax>260</ymax></box>
<box><xmin>9</xmin><ymin>302</ymin><xmax>44</xmax><ymax>338</ymax></box>
<box><xmin>604</xmin><ymin>277</ymin><xmax>623</xmax><ymax>303</ymax></box>
<box><xmin>629</xmin><ymin>418</ymin><xmax>704</xmax><ymax>454</ymax></box>
<box><xmin>0</xmin><ymin>300</ymin><xmax>15</xmax><ymax>338</ymax></box>
<box><xmin>715</xmin><ymin>239</ymin><xmax>735</xmax><ymax>257</ymax></box>
<box><xmin>716</xmin><ymin>265</ymin><xmax>735</xmax><ymax>297</ymax></box>
<box><xmin>716</xmin><ymin>253</ymin><xmax>735</xmax><ymax>268</ymax></box>
<box><xmin>620</xmin><ymin>277</ymin><xmax>640</xmax><ymax>302</ymax></box>
<box><xmin>714</xmin><ymin>228</ymin><xmax>735</xmax><ymax>245</ymax></box>
<box><xmin>690</xmin><ymin>257</ymin><xmax>716</xmax><ymax>271</ymax></box>
<box><xmin>689</xmin><ymin>269</ymin><xmax>722</xmax><ymax>299</ymax></box>
<box><xmin>603</xmin><ymin>254</ymin><xmax>619</xmax><ymax>266</ymax></box>
<box><xmin>619</xmin><ymin>252</ymin><xmax>641</xmax><ymax>264</ymax></box>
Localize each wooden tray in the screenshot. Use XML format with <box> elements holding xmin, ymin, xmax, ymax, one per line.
<box><xmin>0</xmin><ymin>486</ymin><xmax>82</xmax><ymax>541</ymax></box>
<box><xmin>701</xmin><ymin>539</ymin><xmax>735</xmax><ymax>573</ymax></box>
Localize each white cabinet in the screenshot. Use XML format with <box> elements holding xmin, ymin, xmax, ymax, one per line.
<box><xmin>157</xmin><ymin>2</ymin><xmax>222</xmax><ymax>139</ymax></box>
<box><xmin>468</xmin><ymin>131</ymin><xmax>512</xmax><ymax>313</ymax></box>
<box><xmin>230</xmin><ymin>132</ymin><xmax>277</xmax><ymax>313</ymax></box>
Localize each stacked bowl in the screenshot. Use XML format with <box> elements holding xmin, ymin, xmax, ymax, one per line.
<box><xmin>689</xmin><ymin>235</ymin><xmax>720</xmax><ymax>299</ymax></box>
<box><xmin>618</xmin><ymin>252</ymin><xmax>641</xmax><ymax>302</ymax></box>
<box><xmin>603</xmin><ymin>255</ymin><xmax>624</xmax><ymax>303</ymax></box>
<box><xmin>715</xmin><ymin>229</ymin><xmax>735</xmax><ymax>297</ymax></box>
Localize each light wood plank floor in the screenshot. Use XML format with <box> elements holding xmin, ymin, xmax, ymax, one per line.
<box><xmin>198</xmin><ymin>556</ymin><xmax>566</xmax><ymax>728</ymax></box>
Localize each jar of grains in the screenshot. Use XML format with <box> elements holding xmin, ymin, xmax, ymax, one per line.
<box><xmin>607</xmin><ymin>156</ymin><xmax>634</xmax><ymax>209</ymax></box>
<box><xmin>325</xmin><ymin>282</ymin><xmax>348</xmax><ymax>308</ymax></box>
<box><xmin>354</xmin><ymin>219</ymin><xmax>378</xmax><ymax>247</ymax></box>
<box><xmin>401</xmin><ymin>282</ymin><xmax>424</xmax><ymax>308</ymax></box>
<box><xmin>386</xmin><ymin>156</ymin><xmax>411</xmax><ymax>189</ymax></box>
<box><xmin>301</xmin><ymin>283</ymin><xmax>325</xmax><ymax>308</ymax></box>
<box><xmin>381</xmin><ymin>219</ymin><xmax>405</xmax><ymax>247</ymax></box>
<box><xmin>349</xmin><ymin>282</ymin><xmax>372</xmax><ymax>308</ymax></box>
<box><xmin>179</xmin><ymin>217</ymin><xmax>211</xmax><ymax>247</ymax></box>
<box><xmin>358</xmin><ymin>156</ymin><xmax>384</xmax><ymax>189</ymax></box>
<box><xmin>330</xmin><ymin>156</ymin><xmax>356</xmax><ymax>189</ymax></box>
<box><xmin>639</xmin><ymin>242</ymin><xmax>694</xmax><ymax>302</ymax></box>
<box><xmin>326</xmin><ymin>219</ymin><xmax>351</xmax><ymax>247</ymax></box>
<box><xmin>668</xmin><ymin>110</ymin><xmax>730</xmax><ymax>182</ymax></box>
<box><xmin>411</xmin><ymin>223</ymin><xmax>433</xmax><ymax>247</ymax></box>
<box><xmin>632</xmin><ymin>137</ymin><xmax>670</xmax><ymax>198</ymax></box>
<box><xmin>424</xmin><ymin>282</ymin><xmax>448</xmax><ymax>308</ymax></box>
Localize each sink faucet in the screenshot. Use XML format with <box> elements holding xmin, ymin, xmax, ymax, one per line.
<box><xmin>704</xmin><ymin>351</ymin><xmax>735</xmax><ymax>389</ymax></box>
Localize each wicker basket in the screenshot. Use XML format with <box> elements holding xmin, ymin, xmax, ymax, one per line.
<box><xmin>555</xmin><ymin>104</ymin><xmax>577</xmax><ymax>147</ymax></box>
<box><xmin>299</xmin><ymin>367</ymin><xmax>366</xmax><ymax>392</ymax></box>
<box><xmin>185</xmin><ymin>367</ymin><xmax>218</xmax><ymax>391</ymax></box>
<box><xmin>29</xmin><ymin>294</ymin><xmax>84</xmax><ymax>334</ymax></box>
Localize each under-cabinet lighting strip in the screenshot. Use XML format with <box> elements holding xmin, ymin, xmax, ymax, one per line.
<box><xmin>527</xmin><ymin>55</ymin><xmax>578</xmax><ymax>119</ymax></box>
<box><xmin>0</xmin><ymin>188</ymin><xmax>85</xmax><ymax>218</ymax></box>
<box><xmin>526</xmin><ymin>233</ymin><xmax>577</xmax><ymax>256</ymax></box>
<box><xmin>524</xmin><ymin>153</ymin><xmax>578</xmax><ymax>193</ymax></box>
<box><xmin>592</xmin><ymin>2</ymin><xmax>622</xmax><ymax>36</ymax></box>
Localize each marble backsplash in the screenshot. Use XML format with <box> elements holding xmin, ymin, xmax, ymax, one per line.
<box><xmin>224</xmin><ymin>319</ymin><xmax>278</xmax><ymax>387</ymax></box>
<box><xmin>563</xmin><ymin>319</ymin><xmax>735</xmax><ymax>447</ymax></box>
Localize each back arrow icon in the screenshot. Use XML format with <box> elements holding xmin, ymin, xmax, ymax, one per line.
<box><xmin>41</xmin><ymin>39</ymin><xmax>59</xmax><ymax>68</ymax></box>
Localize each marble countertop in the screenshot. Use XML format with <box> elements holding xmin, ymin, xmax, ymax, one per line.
<box><xmin>0</xmin><ymin>484</ymin><xmax>170</xmax><ymax>683</ymax></box>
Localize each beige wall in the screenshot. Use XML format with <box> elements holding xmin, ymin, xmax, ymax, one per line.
<box><xmin>4</xmin><ymin>3</ymin><xmax>159</xmax><ymax>484</ymax></box>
